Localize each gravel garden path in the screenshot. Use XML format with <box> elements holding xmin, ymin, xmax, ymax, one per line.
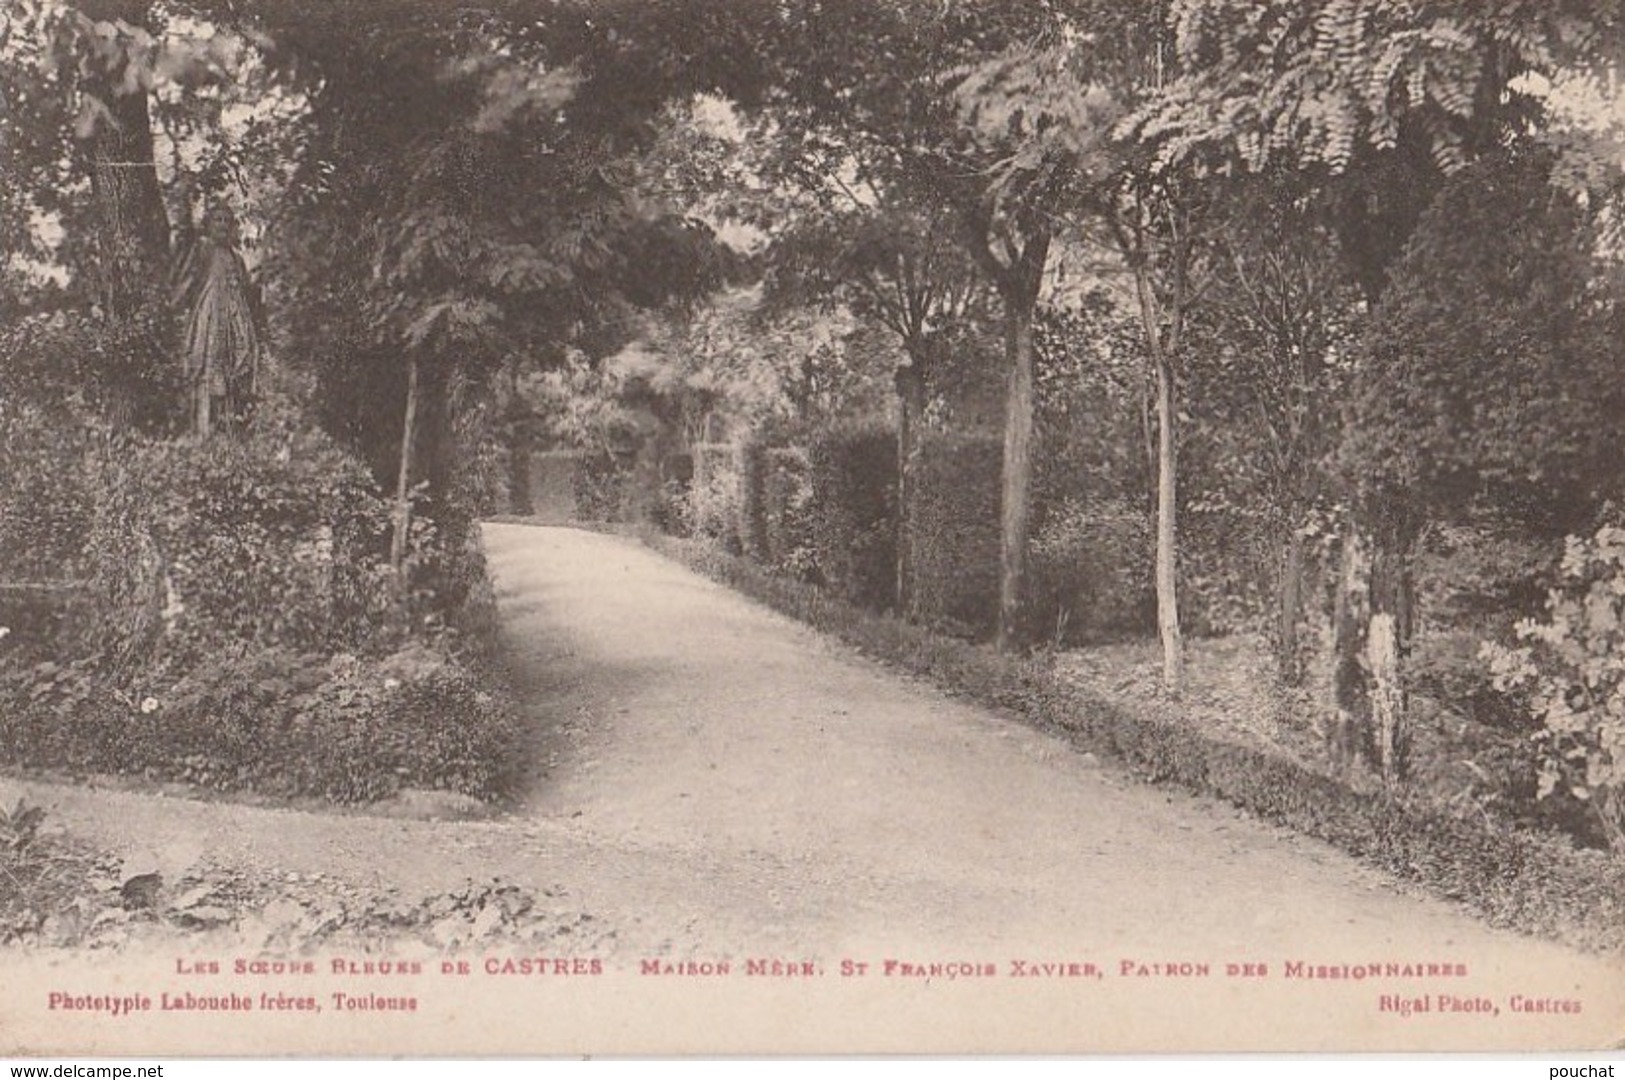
<box><xmin>4</xmin><ymin>522</ymin><xmax>1619</xmax><ymax>1053</ymax></box>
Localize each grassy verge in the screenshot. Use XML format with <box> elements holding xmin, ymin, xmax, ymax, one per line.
<box><xmin>638</xmin><ymin>529</ymin><xmax>1625</xmax><ymax>956</ymax></box>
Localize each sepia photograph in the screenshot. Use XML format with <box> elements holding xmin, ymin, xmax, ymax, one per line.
<box><xmin>0</xmin><ymin>0</ymin><xmax>1622</xmax><ymax>1058</ymax></box>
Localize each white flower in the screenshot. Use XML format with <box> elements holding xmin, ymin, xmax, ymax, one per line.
<box><xmin>0</xmin><ymin>627</ymin><xmax>10</xmax><ymax>641</ymax></box>
<box><xmin>140</xmin><ymin>697</ymin><xmax>159</xmax><ymax>714</ymax></box>
<box><xmin>383</xmin><ymin>678</ymin><xmax>401</xmax><ymax>691</ymax></box>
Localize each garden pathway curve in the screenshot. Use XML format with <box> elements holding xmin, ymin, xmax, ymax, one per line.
<box><xmin>5</xmin><ymin>522</ymin><xmax>1621</xmax><ymax>1052</ymax></box>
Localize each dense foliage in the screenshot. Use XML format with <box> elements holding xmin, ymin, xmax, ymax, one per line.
<box><xmin>1486</xmin><ymin>526</ymin><xmax>1625</xmax><ymax>852</ymax></box>
<box><xmin>807</xmin><ymin>423</ymin><xmax>898</xmax><ymax>608</ymax></box>
<box><xmin>0</xmin><ymin>645</ymin><xmax>519</xmax><ymax>803</ymax></box>
<box><xmin>5</xmin><ymin>0</ymin><xmax>1625</xmax><ymax>872</ymax></box>
<box><xmin>81</xmin><ymin>428</ymin><xmax>397</xmax><ymax>670</ymax></box>
<box><xmin>909</xmin><ymin>434</ymin><xmax>1002</xmax><ymax>637</ymax></box>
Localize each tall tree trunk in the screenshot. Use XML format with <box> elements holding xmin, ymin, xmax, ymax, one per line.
<box><xmin>1132</xmin><ymin>261</ymin><xmax>1185</xmax><ymax>696</ymax></box>
<box><xmin>1276</xmin><ymin>523</ymin><xmax>1307</xmax><ymax>686</ymax></box>
<box><xmin>996</xmin><ymin>289</ymin><xmax>1038</xmax><ymax>653</ymax></box>
<box><xmin>1367</xmin><ymin>500</ymin><xmax>1415</xmax><ymax>784</ymax></box>
<box><xmin>1328</xmin><ymin>502</ymin><xmax>1414</xmax><ymax>784</ymax></box>
<box><xmin>78</xmin><ymin>5</ymin><xmax>170</xmax><ymax>321</ymax></box>
<box><xmin>1153</xmin><ymin>350</ymin><xmax>1184</xmax><ymax>694</ymax></box>
<box><xmin>1274</xmin><ymin>421</ymin><xmax>1322</xmax><ymax>687</ymax></box>
<box><xmin>419</xmin><ymin>361</ymin><xmax>456</xmax><ymax>519</ymax></box>
<box><xmin>894</xmin><ymin>355</ymin><xmax>928</xmax><ymax>618</ymax></box>
<box><xmin>75</xmin><ymin>3</ymin><xmax>173</xmax><ymax>432</ymax></box>
<box><xmin>1329</xmin><ymin>522</ymin><xmax>1369</xmax><ymax>773</ymax></box>
<box><xmin>508</xmin><ymin>422</ymin><xmax>535</xmax><ymax>515</ymax></box>
<box><xmin>969</xmin><ymin>223</ymin><xmax>1048</xmax><ymax>654</ymax></box>
<box><xmin>391</xmin><ymin>354</ymin><xmax>421</xmax><ymax>574</ymax></box>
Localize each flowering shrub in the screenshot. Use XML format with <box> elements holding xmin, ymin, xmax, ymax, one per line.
<box><xmin>1483</xmin><ymin>525</ymin><xmax>1625</xmax><ymax>852</ymax></box>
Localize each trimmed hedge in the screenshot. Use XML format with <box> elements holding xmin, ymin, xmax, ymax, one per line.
<box><xmin>738</xmin><ymin>440</ymin><xmax>771</xmax><ymax>563</ymax></box>
<box><xmin>905</xmin><ymin>435</ymin><xmax>1154</xmax><ymax>645</ymax></box>
<box><xmin>573</xmin><ymin>450</ymin><xmax>634</xmax><ymax>523</ymax></box>
<box><xmin>909</xmin><ymin>433</ymin><xmax>1001</xmax><ymax>636</ymax></box>
<box><xmin>808</xmin><ymin>422</ymin><xmax>897</xmax><ymax>609</ymax></box>
<box><xmin>637</xmin><ymin>529</ymin><xmax>1625</xmax><ymax>955</ymax></box>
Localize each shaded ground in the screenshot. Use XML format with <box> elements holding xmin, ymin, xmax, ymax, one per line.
<box><xmin>1054</xmin><ymin>632</ymin><xmax>1553</xmax><ymax>831</ymax></box>
<box><xmin>2</xmin><ymin>523</ymin><xmax>1620</xmax><ymax>1053</ymax></box>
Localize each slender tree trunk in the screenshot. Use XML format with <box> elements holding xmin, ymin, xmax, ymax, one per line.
<box><xmin>996</xmin><ymin>291</ymin><xmax>1038</xmax><ymax>653</ymax></box>
<box><xmin>692</xmin><ymin>437</ymin><xmax>709</xmax><ymax>501</ymax></box>
<box><xmin>1329</xmin><ymin>504</ymin><xmax>1414</xmax><ymax>784</ymax></box>
<box><xmin>1141</xmin><ymin>368</ymin><xmax>1158</xmax><ymax>519</ymax></box>
<box><xmin>1367</xmin><ymin>501</ymin><xmax>1415</xmax><ymax>784</ymax></box>
<box><xmin>1274</xmin><ymin>421</ymin><xmax>1322</xmax><ymax>688</ymax></box>
<box><xmin>1330</xmin><ymin>522</ymin><xmax>1370</xmax><ymax>773</ymax></box>
<box><xmin>1276</xmin><ymin>524</ymin><xmax>1306</xmax><ymax>685</ymax></box>
<box><xmin>1131</xmin><ymin>261</ymin><xmax>1184</xmax><ymax>696</ymax></box>
<box><xmin>1153</xmin><ymin>349</ymin><xmax>1184</xmax><ymax>694</ymax></box>
<box><xmin>895</xmin><ymin>356</ymin><xmax>928</xmax><ymax>619</ymax></box>
<box><xmin>391</xmin><ymin>354</ymin><xmax>421</xmax><ymax>574</ymax></box>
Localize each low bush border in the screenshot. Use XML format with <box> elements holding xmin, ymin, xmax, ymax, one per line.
<box><xmin>0</xmin><ymin>642</ymin><xmax>526</xmax><ymax>807</ymax></box>
<box><xmin>635</xmin><ymin>528</ymin><xmax>1625</xmax><ymax>956</ymax></box>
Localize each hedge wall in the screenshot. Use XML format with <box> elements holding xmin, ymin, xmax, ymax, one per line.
<box><xmin>808</xmin><ymin>423</ymin><xmax>897</xmax><ymax>609</ymax></box>
<box><xmin>908</xmin><ymin>433</ymin><xmax>1001</xmax><ymax>636</ymax></box>
<box><xmin>638</xmin><ymin>529</ymin><xmax>1625</xmax><ymax>956</ymax></box>
<box><xmin>687</xmin><ymin>442</ymin><xmax>742</xmax><ymax>551</ymax></box>
<box><xmin>572</xmin><ymin>450</ymin><xmax>635</xmax><ymax>524</ymax></box>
